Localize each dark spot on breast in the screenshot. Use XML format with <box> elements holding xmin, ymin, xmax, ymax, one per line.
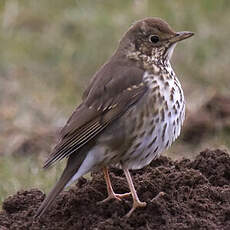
<box><xmin>168</xmin><ymin>111</ymin><xmax>172</xmax><ymax>117</ymax></box>
<box><xmin>150</xmin><ymin>95</ymin><xmax>157</xmax><ymax>105</ymax></box>
<box><xmin>164</xmin><ymin>81</ymin><xmax>169</xmax><ymax>89</ymax></box>
<box><xmin>176</xmin><ymin>117</ymin><xmax>179</xmax><ymax>125</ymax></box>
<box><xmin>147</xmin><ymin>136</ymin><xmax>157</xmax><ymax>149</ymax></box>
<box><xmin>166</xmin><ymin>74</ymin><xmax>172</xmax><ymax>80</ymax></box>
<box><xmin>173</xmin><ymin>105</ymin><xmax>178</xmax><ymax>114</ymax></box>
<box><xmin>161</xmin><ymin>108</ymin><xmax>165</xmax><ymax>122</ymax></box>
<box><xmin>180</xmin><ymin>94</ymin><xmax>183</xmax><ymax>103</ymax></box>
<box><xmin>182</xmin><ymin>103</ymin><xmax>185</xmax><ymax>111</ymax></box>
<box><xmin>152</xmin><ymin>85</ymin><xmax>160</xmax><ymax>93</ymax></box>
<box><xmin>165</xmin><ymin>140</ymin><xmax>169</xmax><ymax>148</ymax></box>
<box><xmin>144</xmin><ymin>152</ymin><xmax>151</xmax><ymax>159</ymax></box>
<box><xmin>148</xmin><ymin>125</ymin><xmax>156</xmax><ymax>135</ymax></box>
<box><xmin>164</xmin><ymin>101</ymin><xmax>169</xmax><ymax>111</ymax></box>
<box><xmin>179</xmin><ymin>87</ymin><xmax>184</xmax><ymax>102</ymax></box>
<box><xmin>150</xmin><ymin>119</ymin><xmax>155</xmax><ymax>126</ymax></box>
<box><xmin>153</xmin><ymin>146</ymin><xmax>159</xmax><ymax>153</ymax></box>
<box><xmin>133</xmin><ymin>142</ymin><xmax>141</xmax><ymax>150</ymax></box>
<box><xmin>175</xmin><ymin>81</ymin><xmax>179</xmax><ymax>88</ymax></box>
<box><xmin>176</xmin><ymin>100</ymin><xmax>180</xmax><ymax>109</ymax></box>
<box><xmin>162</xmin><ymin>123</ymin><xmax>167</xmax><ymax>141</ymax></box>
<box><xmin>157</xmin><ymin>92</ymin><xmax>161</xmax><ymax>99</ymax></box>
<box><xmin>129</xmin><ymin>150</ymin><xmax>136</xmax><ymax>156</ymax></box>
<box><xmin>139</xmin><ymin>130</ymin><xmax>145</xmax><ymax>138</ymax></box>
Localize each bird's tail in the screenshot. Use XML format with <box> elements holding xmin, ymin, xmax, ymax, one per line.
<box><xmin>34</xmin><ymin>152</ymin><xmax>88</xmax><ymax>219</ymax></box>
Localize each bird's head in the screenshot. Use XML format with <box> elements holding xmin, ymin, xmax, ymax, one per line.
<box><xmin>120</xmin><ymin>17</ymin><xmax>194</xmax><ymax>64</ymax></box>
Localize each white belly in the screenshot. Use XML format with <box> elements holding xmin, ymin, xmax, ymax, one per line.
<box><xmin>121</xmin><ymin>69</ymin><xmax>185</xmax><ymax>170</ymax></box>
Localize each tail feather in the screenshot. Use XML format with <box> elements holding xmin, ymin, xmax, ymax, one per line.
<box><xmin>34</xmin><ymin>151</ymin><xmax>88</xmax><ymax>219</ymax></box>
<box><xmin>34</xmin><ymin>167</ymin><xmax>77</xmax><ymax>219</ymax></box>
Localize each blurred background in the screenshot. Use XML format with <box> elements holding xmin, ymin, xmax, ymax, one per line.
<box><xmin>0</xmin><ymin>0</ymin><xmax>230</xmax><ymax>205</ymax></box>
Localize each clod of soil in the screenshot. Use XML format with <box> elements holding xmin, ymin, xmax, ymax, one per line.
<box><xmin>0</xmin><ymin>149</ymin><xmax>230</xmax><ymax>229</ymax></box>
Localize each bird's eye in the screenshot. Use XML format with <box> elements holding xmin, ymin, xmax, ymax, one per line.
<box><xmin>149</xmin><ymin>35</ymin><xmax>160</xmax><ymax>43</ymax></box>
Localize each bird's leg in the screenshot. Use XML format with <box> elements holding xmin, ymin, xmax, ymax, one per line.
<box><xmin>98</xmin><ymin>167</ymin><xmax>131</xmax><ymax>204</ymax></box>
<box><xmin>123</xmin><ymin>168</ymin><xmax>146</xmax><ymax>217</ymax></box>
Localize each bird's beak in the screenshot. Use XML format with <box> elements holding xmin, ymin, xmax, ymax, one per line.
<box><xmin>170</xmin><ymin>31</ymin><xmax>194</xmax><ymax>43</ymax></box>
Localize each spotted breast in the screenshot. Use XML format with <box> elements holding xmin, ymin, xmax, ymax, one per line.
<box><xmin>119</xmin><ymin>61</ymin><xmax>185</xmax><ymax>170</ymax></box>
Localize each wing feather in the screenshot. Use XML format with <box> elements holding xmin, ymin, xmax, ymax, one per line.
<box><xmin>43</xmin><ymin>64</ymin><xmax>147</xmax><ymax>168</ymax></box>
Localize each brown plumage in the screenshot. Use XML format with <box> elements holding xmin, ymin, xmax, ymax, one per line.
<box><xmin>34</xmin><ymin>17</ymin><xmax>193</xmax><ymax>219</ymax></box>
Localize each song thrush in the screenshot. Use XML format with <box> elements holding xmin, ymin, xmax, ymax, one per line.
<box><xmin>34</xmin><ymin>17</ymin><xmax>193</xmax><ymax>218</ymax></box>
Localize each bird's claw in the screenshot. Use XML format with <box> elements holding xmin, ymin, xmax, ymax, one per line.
<box><xmin>125</xmin><ymin>200</ymin><xmax>147</xmax><ymax>218</ymax></box>
<box><xmin>97</xmin><ymin>192</ymin><xmax>131</xmax><ymax>204</ymax></box>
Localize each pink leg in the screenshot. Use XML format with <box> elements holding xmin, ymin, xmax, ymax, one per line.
<box><xmin>98</xmin><ymin>167</ymin><xmax>131</xmax><ymax>204</ymax></box>
<box><xmin>123</xmin><ymin>168</ymin><xmax>146</xmax><ymax>217</ymax></box>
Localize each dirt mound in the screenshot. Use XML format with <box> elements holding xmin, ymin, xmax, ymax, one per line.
<box><xmin>1</xmin><ymin>149</ymin><xmax>230</xmax><ymax>229</ymax></box>
<box><xmin>182</xmin><ymin>94</ymin><xmax>230</xmax><ymax>144</ymax></box>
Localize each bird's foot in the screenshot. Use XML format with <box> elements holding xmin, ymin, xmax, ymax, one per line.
<box><xmin>125</xmin><ymin>199</ymin><xmax>147</xmax><ymax>218</ymax></box>
<box><xmin>97</xmin><ymin>192</ymin><xmax>131</xmax><ymax>204</ymax></box>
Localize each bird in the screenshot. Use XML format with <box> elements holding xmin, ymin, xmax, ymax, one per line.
<box><xmin>34</xmin><ymin>17</ymin><xmax>194</xmax><ymax>219</ymax></box>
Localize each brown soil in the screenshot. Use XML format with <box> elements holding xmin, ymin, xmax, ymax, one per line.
<box><xmin>1</xmin><ymin>149</ymin><xmax>230</xmax><ymax>230</ymax></box>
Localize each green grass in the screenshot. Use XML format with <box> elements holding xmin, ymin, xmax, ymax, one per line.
<box><xmin>0</xmin><ymin>155</ymin><xmax>65</xmax><ymax>207</ymax></box>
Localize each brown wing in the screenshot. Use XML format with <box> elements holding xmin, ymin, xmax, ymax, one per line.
<box><xmin>43</xmin><ymin>62</ymin><xmax>147</xmax><ymax>168</ymax></box>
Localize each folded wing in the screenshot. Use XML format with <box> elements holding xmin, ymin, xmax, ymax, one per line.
<box><xmin>44</xmin><ymin>65</ymin><xmax>147</xmax><ymax>168</ymax></box>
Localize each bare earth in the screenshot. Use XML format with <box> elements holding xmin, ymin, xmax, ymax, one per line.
<box><xmin>0</xmin><ymin>149</ymin><xmax>230</xmax><ymax>230</ymax></box>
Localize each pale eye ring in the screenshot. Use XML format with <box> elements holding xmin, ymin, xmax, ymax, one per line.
<box><xmin>149</xmin><ymin>35</ymin><xmax>160</xmax><ymax>43</ymax></box>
